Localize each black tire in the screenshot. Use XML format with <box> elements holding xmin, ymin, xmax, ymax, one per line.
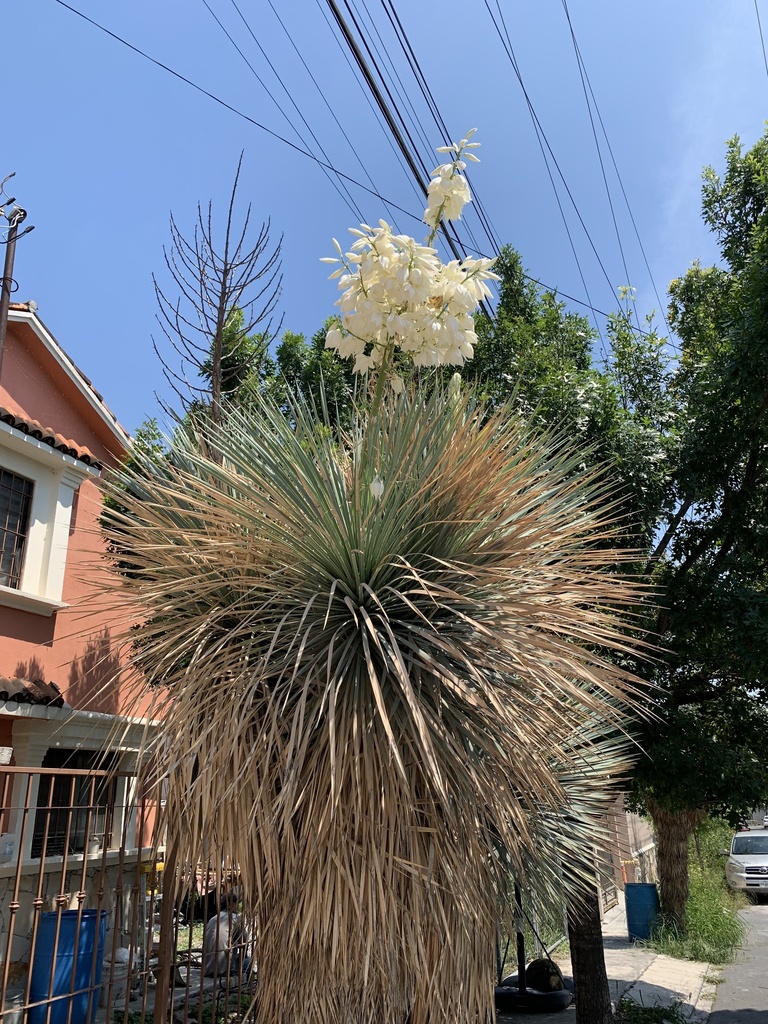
<box><xmin>494</xmin><ymin>985</ymin><xmax>573</xmax><ymax>1014</ymax></box>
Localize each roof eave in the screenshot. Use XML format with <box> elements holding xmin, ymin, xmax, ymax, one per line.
<box><xmin>8</xmin><ymin>310</ymin><xmax>132</xmax><ymax>450</ymax></box>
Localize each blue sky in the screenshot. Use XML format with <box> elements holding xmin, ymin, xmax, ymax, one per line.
<box><xmin>4</xmin><ymin>0</ymin><xmax>768</xmax><ymax>433</ymax></box>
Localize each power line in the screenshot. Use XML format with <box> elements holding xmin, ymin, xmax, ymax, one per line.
<box><xmin>756</xmin><ymin>0</ymin><xmax>768</xmax><ymax>83</ymax></box>
<box><xmin>356</xmin><ymin>0</ymin><xmax>436</xmax><ymax>159</ymax></box>
<box><xmin>355</xmin><ymin>0</ymin><xmax>502</xmax><ymax>267</ymax></box>
<box><xmin>484</xmin><ymin>1</ymin><xmax>672</xmax><ymax>352</ymax></box>
<box><xmin>486</xmin><ymin>0</ymin><xmax>615</xmax><ymax>301</ymax></box>
<box><xmin>325</xmin><ymin>0</ymin><xmax>502</xmax><ymax>266</ymax></box>
<box><xmin>52</xmin><ymin>0</ymin><xmax>415</xmax><ymax>216</ymax></box>
<box><xmin>560</xmin><ymin>0</ymin><xmax>671</xmax><ymax>335</ymax></box>
<box><xmin>322</xmin><ymin>0</ymin><xmax>485</xmax><ymax>280</ymax></box>
<box><xmin>323</xmin><ymin>0</ymin><xmax>508</xmax><ymax>318</ymax></box>
<box><xmin>201</xmin><ymin>0</ymin><xmax>365</xmax><ymax>223</ymax></box>
<box><xmin>374</xmin><ymin>0</ymin><xmax>504</xmax><ymax>259</ymax></box>
<box><xmin>51</xmin><ymin>0</ymin><xmax>659</xmax><ymax>339</ymax></box>
<box><xmin>561</xmin><ymin>0</ymin><xmax>632</xmax><ymax>291</ymax></box>
<box><xmin>485</xmin><ymin>0</ymin><xmax>604</xmax><ymax>343</ymax></box>
<box><xmin>310</xmin><ymin>0</ymin><xmax>427</xmax><ymax>223</ymax></box>
<box><xmin>329</xmin><ymin>0</ymin><xmax>433</xmax><ymax>186</ymax></box>
<box><xmin>324</xmin><ymin>0</ymin><xmax>504</xmax><ymax>322</ymax></box>
<box><xmin>261</xmin><ymin>0</ymin><xmax>404</xmax><ymax>229</ymax></box>
<box><xmin>364</xmin><ymin>0</ymin><xmax>665</xmax><ymax>348</ymax></box>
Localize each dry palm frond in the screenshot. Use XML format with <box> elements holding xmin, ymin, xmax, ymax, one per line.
<box><xmin>102</xmin><ymin>388</ymin><xmax>649</xmax><ymax>1024</ymax></box>
<box><xmin>514</xmin><ymin>701</ymin><xmax>640</xmax><ymax>896</ymax></box>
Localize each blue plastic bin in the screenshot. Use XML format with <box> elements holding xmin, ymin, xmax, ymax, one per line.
<box><xmin>29</xmin><ymin>909</ymin><xmax>107</xmax><ymax>1024</ymax></box>
<box><xmin>624</xmin><ymin>882</ymin><xmax>660</xmax><ymax>941</ymax></box>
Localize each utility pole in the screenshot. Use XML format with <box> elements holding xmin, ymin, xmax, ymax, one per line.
<box><xmin>0</xmin><ymin>172</ymin><xmax>35</xmax><ymax>379</ymax></box>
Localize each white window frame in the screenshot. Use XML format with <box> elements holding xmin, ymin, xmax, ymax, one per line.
<box><xmin>1</xmin><ymin>706</ymin><xmax>152</xmax><ymax>864</ymax></box>
<box><xmin>0</xmin><ymin>420</ymin><xmax>101</xmax><ymax>616</ymax></box>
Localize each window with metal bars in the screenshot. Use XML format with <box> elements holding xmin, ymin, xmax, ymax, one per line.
<box><xmin>0</xmin><ymin>467</ymin><xmax>33</xmax><ymax>589</ymax></box>
<box><xmin>32</xmin><ymin>749</ymin><xmax>117</xmax><ymax>857</ymax></box>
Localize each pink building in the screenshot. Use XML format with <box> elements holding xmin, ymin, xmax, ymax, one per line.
<box><xmin>1</xmin><ymin>303</ymin><xmax>149</xmax><ymax>864</ymax></box>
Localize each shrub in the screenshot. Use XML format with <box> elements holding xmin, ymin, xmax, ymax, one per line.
<box><xmin>648</xmin><ymin>817</ymin><xmax>745</xmax><ymax>963</ymax></box>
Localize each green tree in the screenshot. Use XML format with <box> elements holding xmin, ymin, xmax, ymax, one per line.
<box><xmin>466</xmin><ymin>251</ymin><xmax>642</xmax><ymax>1023</ymax></box>
<box><xmin>630</xmin><ymin>130</ymin><xmax>768</xmax><ymax>925</ymax></box>
<box><xmin>199</xmin><ymin>306</ymin><xmax>275</xmax><ymax>407</ymax></box>
<box><xmin>474</xmin><ymin>132</ymin><xmax>768</xmax><ymax>931</ymax></box>
<box><xmin>269</xmin><ymin>323</ymin><xmax>356</xmax><ymax>430</ymax></box>
<box><xmin>469</xmin><ymin>249</ymin><xmax>674</xmax><ymax>557</ymax></box>
<box><xmin>466</xmin><ymin>246</ymin><xmax>596</xmax><ymax>419</ymax></box>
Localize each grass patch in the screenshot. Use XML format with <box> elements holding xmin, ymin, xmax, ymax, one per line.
<box><xmin>646</xmin><ymin>817</ymin><xmax>746</xmax><ymax>964</ymax></box>
<box><xmin>114</xmin><ymin>993</ymin><xmax>252</xmax><ymax>1024</ymax></box>
<box><xmin>174</xmin><ymin>920</ymin><xmax>205</xmax><ymax>952</ymax></box>
<box><xmin>199</xmin><ymin>993</ymin><xmax>254</xmax><ymax>1024</ymax></box>
<box><xmin>615</xmin><ymin>997</ymin><xmax>687</xmax><ymax>1022</ymax></box>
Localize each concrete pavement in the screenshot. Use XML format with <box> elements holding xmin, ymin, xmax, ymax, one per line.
<box><xmin>498</xmin><ymin>900</ymin><xmax>716</xmax><ymax>1023</ymax></box>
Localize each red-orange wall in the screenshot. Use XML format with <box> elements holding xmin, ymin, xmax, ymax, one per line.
<box><xmin>0</xmin><ymin>318</ymin><xmax>122</xmax><ymax>466</ymax></box>
<box><xmin>0</xmin><ymin>320</ymin><xmax>148</xmax><ymax>719</ymax></box>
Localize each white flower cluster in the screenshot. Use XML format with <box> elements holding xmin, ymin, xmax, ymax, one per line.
<box><xmin>423</xmin><ymin>130</ymin><xmax>479</xmax><ymax>233</ymax></box>
<box><xmin>323</xmin><ymin>131</ymin><xmax>497</xmax><ymax>375</ymax></box>
<box><xmin>324</xmin><ymin>224</ymin><xmax>497</xmax><ymax>373</ymax></box>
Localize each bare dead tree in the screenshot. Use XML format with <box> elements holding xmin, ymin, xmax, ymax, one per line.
<box><xmin>153</xmin><ymin>154</ymin><xmax>283</xmax><ymax>427</ymax></box>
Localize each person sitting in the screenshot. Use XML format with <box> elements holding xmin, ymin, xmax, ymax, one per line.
<box><xmin>202</xmin><ymin>891</ymin><xmax>251</xmax><ymax>978</ymax></box>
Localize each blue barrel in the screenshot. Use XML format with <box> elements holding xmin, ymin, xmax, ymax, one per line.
<box><xmin>624</xmin><ymin>882</ymin><xmax>660</xmax><ymax>941</ymax></box>
<box><xmin>29</xmin><ymin>910</ymin><xmax>107</xmax><ymax>1024</ymax></box>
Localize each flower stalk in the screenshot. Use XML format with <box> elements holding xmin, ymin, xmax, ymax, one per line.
<box><xmin>323</xmin><ymin>130</ymin><xmax>497</xmax><ymax>390</ymax></box>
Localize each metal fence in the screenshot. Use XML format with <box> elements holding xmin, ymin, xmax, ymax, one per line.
<box><xmin>0</xmin><ymin>766</ymin><xmax>254</xmax><ymax>1024</ymax></box>
<box><xmin>2</xmin><ymin>765</ymin><xmax>628</xmax><ymax>1024</ymax></box>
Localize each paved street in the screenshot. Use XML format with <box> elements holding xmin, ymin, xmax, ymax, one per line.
<box><xmin>709</xmin><ymin>901</ymin><xmax>768</xmax><ymax>1023</ymax></box>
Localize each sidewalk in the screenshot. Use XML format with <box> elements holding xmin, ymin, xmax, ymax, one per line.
<box><xmin>497</xmin><ymin>901</ymin><xmax>716</xmax><ymax>1023</ymax></box>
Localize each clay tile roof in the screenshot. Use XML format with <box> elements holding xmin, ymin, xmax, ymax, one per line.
<box><xmin>0</xmin><ymin>676</ymin><xmax>67</xmax><ymax>709</ymax></box>
<box><xmin>0</xmin><ymin>406</ymin><xmax>102</xmax><ymax>470</ymax></box>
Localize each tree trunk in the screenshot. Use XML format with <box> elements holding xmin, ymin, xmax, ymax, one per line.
<box><xmin>567</xmin><ymin>883</ymin><xmax>613</xmax><ymax>1024</ymax></box>
<box><xmin>646</xmin><ymin>798</ymin><xmax>704</xmax><ymax>930</ymax></box>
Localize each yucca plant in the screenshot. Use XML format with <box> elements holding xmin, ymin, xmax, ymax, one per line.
<box><xmin>102</xmin><ymin>382</ymin><xmax>647</xmax><ymax>1024</ymax></box>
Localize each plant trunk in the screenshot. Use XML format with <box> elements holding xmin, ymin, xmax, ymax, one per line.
<box><xmin>154</xmin><ymin>838</ymin><xmax>179</xmax><ymax>1024</ymax></box>
<box><xmin>567</xmin><ymin>883</ymin><xmax>613</xmax><ymax>1024</ymax></box>
<box><xmin>646</xmin><ymin>797</ymin><xmax>704</xmax><ymax>930</ymax></box>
